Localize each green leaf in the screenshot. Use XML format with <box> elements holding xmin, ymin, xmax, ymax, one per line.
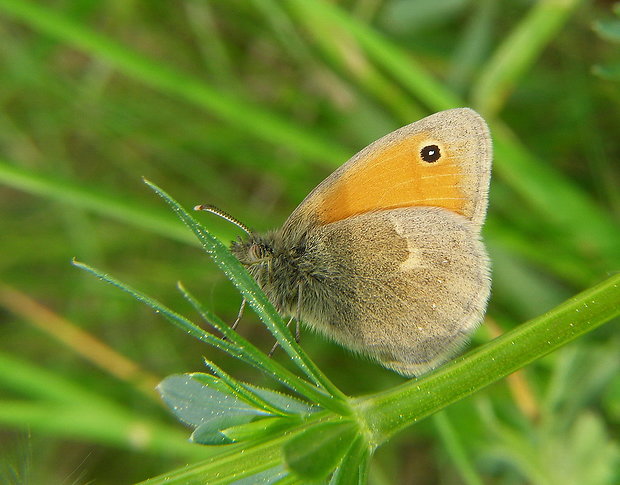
<box><xmin>248</xmin><ymin>385</ymin><xmax>317</xmax><ymax>415</ymax></box>
<box><xmin>191</xmin><ymin>371</ymin><xmax>317</xmax><ymax>416</ymax></box>
<box><xmin>230</xmin><ymin>465</ymin><xmax>288</xmax><ymax>485</ymax></box>
<box><xmin>192</xmin><ymin>414</ymin><xmax>257</xmax><ymax>446</ymax></box>
<box><xmin>0</xmin><ymin>160</ymin><xmax>196</xmax><ymax>245</ymax></box>
<box><xmin>158</xmin><ymin>375</ymin><xmax>269</xmax><ymax>428</ymax></box>
<box><xmin>222</xmin><ymin>416</ymin><xmax>299</xmax><ymax>442</ymax></box>
<box><xmin>329</xmin><ymin>435</ymin><xmax>370</xmax><ymax>485</ymax></box>
<box><xmin>284</xmin><ymin>420</ymin><xmax>358</xmax><ymax>481</ymax></box>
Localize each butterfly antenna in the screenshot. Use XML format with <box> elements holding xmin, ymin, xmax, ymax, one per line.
<box><xmin>194</xmin><ymin>204</ymin><xmax>252</xmax><ymax>236</ymax></box>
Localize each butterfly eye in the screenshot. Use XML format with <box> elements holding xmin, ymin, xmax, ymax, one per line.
<box><xmin>248</xmin><ymin>243</ymin><xmax>264</xmax><ymax>261</ymax></box>
<box><xmin>247</xmin><ymin>242</ymin><xmax>273</xmax><ymax>263</ymax></box>
<box><xmin>420</xmin><ymin>144</ymin><xmax>441</xmax><ymax>163</ymax></box>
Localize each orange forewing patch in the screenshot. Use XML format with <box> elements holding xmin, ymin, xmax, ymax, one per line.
<box><xmin>316</xmin><ymin>133</ymin><xmax>465</xmax><ymax>224</ymax></box>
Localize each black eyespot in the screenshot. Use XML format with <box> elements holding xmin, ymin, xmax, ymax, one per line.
<box><xmin>420</xmin><ymin>144</ymin><xmax>441</xmax><ymax>163</ymax></box>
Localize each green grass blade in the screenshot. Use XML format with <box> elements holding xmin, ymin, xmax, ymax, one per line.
<box><xmin>283</xmin><ymin>2</ymin><xmax>423</xmax><ymax>123</ymax></box>
<box><xmin>433</xmin><ymin>412</ymin><xmax>484</xmax><ymax>485</ymax></box>
<box><xmin>357</xmin><ymin>272</ymin><xmax>620</xmax><ymax>444</ymax></box>
<box><xmin>493</xmin><ymin>131</ymin><xmax>620</xmax><ymax>269</ymax></box>
<box><xmin>0</xmin><ymin>354</ymin><xmax>216</xmax><ymax>460</ymax></box>
<box><xmin>0</xmin><ymin>160</ymin><xmax>195</xmax><ymax>244</ymax></box>
<box><xmin>0</xmin><ymin>0</ymin><xmax>349</xmax><ymax>165</ymax></box>
<box><xmin>0</xmin><ymin>350</ymin><xmax>113</xmax><ymax>406</ymax></box>
<box><xmin>0</xmin><ymin>400</ymin><xmax>214</xmax><ymax>460</ymax></box>
<box><xmin>472</xmin><ymin>0</ymin><xmax>582</xmax><ymax>116</ymax></box>
<box><xmin>284</xmin><ymin>0</ymin><xmax>459</xmax><ymax>111</ymax></box>
<box><xmin>447</xmin><ymin>0</ymin><xmax>496</xmax><ymax>95</ymax></box>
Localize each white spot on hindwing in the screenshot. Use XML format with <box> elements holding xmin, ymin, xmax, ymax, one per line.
<box><xmin>390</xmin><ymin>214</ymin><xmax>422</xmax><ymax>272</ymax></box>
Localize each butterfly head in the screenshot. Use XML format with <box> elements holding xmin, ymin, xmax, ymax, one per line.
<box><xmin>231</xmin><ymin>234</ymin><xmax>275</xmax><ymax>267</ymax></box>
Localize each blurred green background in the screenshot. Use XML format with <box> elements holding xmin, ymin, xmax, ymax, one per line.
<box><xmin>1</xmin><ymin>0</ymin><xmax>619</xmax><ymax>483</ymax></box>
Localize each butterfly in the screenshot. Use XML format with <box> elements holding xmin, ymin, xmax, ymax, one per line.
<box><xmin>201</xmin><ymin>108</ymin><xmax>492</xmax><ymax>377</ymax></box>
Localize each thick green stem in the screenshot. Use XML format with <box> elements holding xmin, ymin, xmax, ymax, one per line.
<box><xmin>354</xmin><ymin>273</ymin><xmax>620</xmax><ymax>445</ymax></box>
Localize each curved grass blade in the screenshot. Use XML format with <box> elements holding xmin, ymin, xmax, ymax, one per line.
<box><xmin>0</xmin><ymin>0</ymin><xmax>349</xmax><ymax>166</ymax></box>
<box><xmin>0</xmin><ymin>160</ymin><xmax>196</xmax><ymax>245</ymax></box>
<box><xmin>284</xmin><ymin>0</ymin><xmax>459</xmax><ymax>111</ymax></box>
<box><xmin>472</xmin><ymin>0</ymin><xmax>581</xmax><ymax>116</ymax></box>
<box><xmin>71</xmin><ymin>260</ymin><xmax>246</xmax><ymax>359</ymax></box>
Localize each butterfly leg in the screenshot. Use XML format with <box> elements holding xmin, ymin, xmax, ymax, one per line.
<box><xmin>222</xmin><ymin>298</ymin><xmax>246</xmax><ymax>341</ymax></box>
<box><xmin>231</xmin><ymin>298</ymin><xmax>246</xmax><ymax>331</ymax></box>
<box><xmin>268</xmin><ymin>314</ymin><xmax>295</xmax><ymax>357</ymax></box>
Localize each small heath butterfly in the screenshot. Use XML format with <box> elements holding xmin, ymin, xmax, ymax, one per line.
<box><xmin>206</xmin><ymin>108</ymin><xmax>492</xmax><ymax>377</ymax></box>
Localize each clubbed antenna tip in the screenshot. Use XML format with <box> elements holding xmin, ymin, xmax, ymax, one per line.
<box><xmin>194</xmin><ymin>204</ymin><xmax>252</xmax><ymax>236</ymax></box>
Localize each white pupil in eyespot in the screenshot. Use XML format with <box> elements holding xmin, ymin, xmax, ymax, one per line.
<box><xmin>420</xmin><ymin>144</ymin><xmax>441</xmax><ymax>163</ymax></box>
